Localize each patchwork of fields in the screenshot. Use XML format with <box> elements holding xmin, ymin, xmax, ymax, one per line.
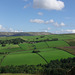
<box><xmin>0</xmin><ymin>34</ymin><xmax>75</xmax><ymax>66</ymax></box>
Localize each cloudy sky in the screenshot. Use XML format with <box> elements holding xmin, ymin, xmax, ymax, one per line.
<box><xmin>0</xmin><ymin>0</ymin><xmax>75</xmax><ymax>33</ymax></box>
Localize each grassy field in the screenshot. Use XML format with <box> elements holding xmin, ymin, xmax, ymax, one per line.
<box><xmin>0</xmin><ymin>44</ymin><xmax>19</xmax><ymax>50</ymax></box>
<box><xmin>39</xmin><ymin>48</ymin><xmax>75</xmax><ymax>63</ymax></box>
<box><xmin>46</xmin><ymin>41</ymin><xmax>70</xmax><ymax>47</ymax></box>
<box><xmin>1</xmin><ymin>48</ymin><xmax>75</xmax><ymax>66</ymax></box>
<box><xmin>0</xmin><ymin>55</ymin><xmax>4</xmax><ymax>62</ymax></box>
<box><xmin>19</xmin><ymin>43</ymin><xmax>34</xmax><ymax>50</ymax></box>
<box><xmin>0</xmin><ymin>47</ymin><xmax>22</xmax><ymax>53</ymax></box>
<box><xmin>58</xmin><ymin>46</ymin><xmax>75</xmax><ymax>55</ymax></box>
<box><xmin>34</xmin><ymin>42</ymin><xmax>48</xmax><ymax>49</ymax></box>
<box><xmin>0</xmin><ymin>34</ymin><xmax>75</xmax><ymax>67</ymax></box>
<box><xmin>1</xmin><ymin>53</ymin><xmax>46</xmax><ymax>66</ymax></box>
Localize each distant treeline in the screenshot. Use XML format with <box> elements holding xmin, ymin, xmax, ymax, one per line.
<box><xmin>0</xmin><ymin>38</ymin><xmax>58</xmax><ymax>46</ymax></box>
<box><xmin>0</xmin><ymin>38</ymin><xmax>25</xmax><ymax>46</ymax></box>
<box><xmin>0</xmin><ymin>57</ymin><xmax>75</xmax><ymax>75</ymax></box>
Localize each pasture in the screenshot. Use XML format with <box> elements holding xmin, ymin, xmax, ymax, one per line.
<box><xmin>1</xmin><ymin>53</ymin><xmax>46</xmax><ymax>66</ymax></box>
<box><xmin>39</xmin><ymin>48</ymin><xmax>75</xmax><ymax>63</ymax></box>
<box><xmin>46</xmin><ymin>41</ymin><xmax>70</xmax><ymax>47</ymax></box>
<box><xmin>0</xmin><ymin>34</ymin><xmax>75</xmax><ymax>67</ymax></box>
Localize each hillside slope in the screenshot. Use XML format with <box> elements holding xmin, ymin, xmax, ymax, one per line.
<box><xmin>0</xmin><ymin>32</ymin><xmax>51</xmax><ymax>36</ymax></box>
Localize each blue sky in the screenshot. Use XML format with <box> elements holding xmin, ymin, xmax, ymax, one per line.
<box><xmin>0</xmin><ymin>0</ymin><xmax>75</xmax><ymax>33</ymax></box>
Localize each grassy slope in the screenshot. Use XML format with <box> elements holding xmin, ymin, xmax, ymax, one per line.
<box><xmin>1</xmin><ymin>53</ymin><xmax>46</xmax><ymax>66</ymax></box>
<box><xmin>0</xmin><ymin>34</ymin><xmax>75</xmax><ymax>66</ymax></box>
<box><xmin>46</xmin><ymin>41</ymin><xmax>70</xmax><ymax>47</ymax></box>
<box><xmin>39</xmin><ymin>48</ymin><xmax>75</xmax><ymax>63</ymax></box>
<box><xmin>0</xmin><ymin>47</ymin><xmax>22</xmax><ymax>53</ymax></box>
<box><xmin>19</xmin><ymin>43</ymin><xmax>34</xmax><ymax>50</ymax></box>
<box><xmin>0</xmin><ymin>44</ymin><xmax>19</xmax><ymax>50</ymax></box>
<box><xmin>34</xmin><ymin>42</ymin><xmax>48</xmax><ymax>49</ymax></box>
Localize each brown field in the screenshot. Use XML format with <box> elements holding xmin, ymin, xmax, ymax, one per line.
<box><xmin>57</xmin><ymin>46</ymin><xmax>75</xmax><ymax>55</ymax></box>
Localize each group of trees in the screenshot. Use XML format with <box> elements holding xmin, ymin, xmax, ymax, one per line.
<box><xmin>0</xmin><ymin>38</ymin><xmax>26</xmax><ymax>46</ymax></box>
<box><xmin>0</xmin><ymin>37</ymin><xmax>58</xmax><ymax>46</ymax></box>
<box><xmin>28</xmin><ymin>38</ymin><xmax>58</xmax><ymax>44</ymax></box>
<box><xmin>0</xmin><ymin>57</ymin><xmax>75</xmax><ymax>75</ymax></box>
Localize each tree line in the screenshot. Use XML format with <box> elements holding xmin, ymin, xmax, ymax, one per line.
<box><xmin>0</xmin><ymin>57</ymin><xmax>75</xmax><ymax>75</ymax></box>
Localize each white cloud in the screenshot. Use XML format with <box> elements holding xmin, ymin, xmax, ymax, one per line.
<box><xmin>30</xmin><ymin>19</ymin><xmax>44</xmax><ymax>23</ymax></box>
<box><xmin>38</xmin><ymin>12</ymin><xmax>43</xmax><ymax>16</ymax></box>
<box><xmin>45</xmin><ymin>21</ymin><xmax>50</xmax><ymax>24</ymax></box>
<box><xmin>42</xmin><ymin>27</ymin><xmax>51</xmax><ymax>32</ymax></box>
<box><xmin>9</xmin><ymin>28</ymin><xmax>24</xmax><ymax>32</ymax></box>
<box><xmin>0</xmin><ymin>25</ymin><xmax>6</xmax><ymax>31</ymax></box>
<box><xmin>0</xmin><ymin>25</ymin><xmax>23</xmax><ymax>32</ymax></box>
<box><xmin>54</xmin><ymin>22</ymin><xmax>65</xmax><ymax>27</ymax></box>
<box><xmin>45</xmin><ymin>19</ymin><xmax>54</xmax><ymax>24</ymax></box>
<box><xmin>30</xmin><ymin>19</ymin><xmax>65</xmax><ymax>27</ymax></box>
<box><xmin>44</xmin><ymin>30</ymin><xmax>48</xmax><ymax>32</ymax></box>
<box><xmin>54</xmin><ymin>22</ymin><xmax>59</xmax><ymax>27</ymax></box>
<box><xmin>50</xmin><ymin>19</ymin><xmax>54</xmax><ymax>23</ymax></box>
<box><xmin>33</xmin><ymin>0</ymin><xmax>65</xmax><ymax>10</ymax></box>
<box><xmin>60</xmin><ymin>22</ymin><xmax>65</xmax><ymax>26</ymax></box>
<box><xmin>63</xmin><ymin>29</ymin><xmax>75</xmax><ymax>33</ymax></box>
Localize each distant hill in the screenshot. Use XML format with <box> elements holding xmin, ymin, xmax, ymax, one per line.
<box><xmin>0</xmin><ymin>32</ymin><xmax>52</xmax><ymax>37</ymax></box>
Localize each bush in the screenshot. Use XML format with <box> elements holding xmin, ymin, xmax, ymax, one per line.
<box><xmin>2</xmin><ymin>44</ymin><xmax>6</xmax><ymax>47</ymax></box>
<box><xmin>32</xmin><ymin>50</ymin><xmax>40</xmax><ymax>53</ymax></box>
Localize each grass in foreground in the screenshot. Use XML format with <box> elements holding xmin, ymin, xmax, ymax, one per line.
<box><xmin>1</xmin><ymin>53</ymin><xmax>46</xmax><ymax>66</ymax></box>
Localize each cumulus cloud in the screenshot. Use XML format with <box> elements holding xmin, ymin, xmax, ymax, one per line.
<box><xmin>54</xmin><ymin>22</ymin><xmax>65</xmax><ymax>27</ymax></box>
<box><xmin>60</xmin><ymin>22</ymin><xmax>65</xmax><ymax>26</ymax></box>
<box><xmin>30</xmin><ymin>19</ymin><xmax>65</xmax><ymax>27</ymax></box>
<box><xmin>62</xmin><ymin>29</ymin><xmax>75</xmax><ymax>33</ymax></box>
<box><xmin>30</xmin><ymin>19</ymin><xmax>44</xmax><ymax>23</ymax></box>
<box><xmin>38</xmin><ymin>12</ymin><xmax>43</xmax><ymax>16</ymax></box>
<box><xmin>43</xmin><ymin>27</ymin><xmax>51</xmax><ymax>32</ymax></box>
<box><xmin>50</xmin><ymin>19</ymin><xmax>54</xmax><ymax>23</ymax></box>
<box><xmin>54</xmin><ymin>22</ymin><xmax>59</xmax><ymax>27</ymax></box>
<box><xmin>9</xmin><ymin>28</ymin><xmax>23</xmax><ymax>32</ymax></box>
<box><xmin>0</xmin><ymin>25</ymin><xmax>23</xmax><ymax>32</ymax></box>
<box><xmin>0</xmin><ymin>25</ymin><xmax>6</xmax><ymax>32</ymax></box>
<box><xmin>33</xmin><ymin>0</ymin><xmax>65</xmax><ymax>10</ymax></box>
<box><xmin>45</xmin><ymin>19</ymin><xmax>54</xmax><ymax>24</ymax></box>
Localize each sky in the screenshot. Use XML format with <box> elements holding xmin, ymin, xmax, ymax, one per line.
<box><xmin>0</xmin><ymin>0</ymin><xmax>75</xmax><ymax>34</ymax></box>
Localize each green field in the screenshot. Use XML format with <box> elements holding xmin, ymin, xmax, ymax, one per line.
<box><xmin>0</xmin><ymin>44</ymin><xmax>19</xmax><ymax>50</ymax></box>
<box><xmin>39</xmin><ymin>48</ymin><xmax>75</xmax><ymax>63</ymax></box>
<box><xmin>0</xmin><ymin>34</ymin><xmax>75</xmax><ymax>67</ymax></box>
<box><xmin>46</xmin><ymin>41</ymin><xmax>70</xmax><ymax>47</ymax></box>
<box><xmin>19</xmin><ymin>43</ymin><xmax>34</xmax><ymax>50</ymax></box>
<box><xmin>0</xmin><ymin>55</ymin><xmax>4</xmax><ymax>62</ymax></box>
<box><xmin>1</xmin><ymin>53</ymin><xmax>46</xmax><ymax>66</ymax></box>
<box><xmin>34</xmin><ymin>42</ymin><xmax>48</xmax><ymax>49</ymax></box>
